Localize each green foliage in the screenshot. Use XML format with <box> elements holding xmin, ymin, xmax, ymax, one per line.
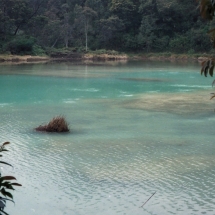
<box><xmin>187</xmin><ymin>49</ymin><xmax>195</xmax><ymax>55</ymax></box>
<box><xmin>92</xmin><ymin>49</ymin><xmax>119</xmax><ymax>55</ymax></box>
<box><xmin>110</xmin><ymin>0</ymin><xmax>138</xmax><ymax>28</ymax></box>
<box><xmin>31</xmin><ymin>45</ymin><xmax>46</xmax><ymax>56</ymax></box>
<box><xmin>45</xmin><ymin>47</ymin><xmax>78</xmax><ymax>57</ymax></box>
<box><xmin>97</xmin><ymin>15</ymin><xmax>124</xmax><ymax>47</ymax></box>
<box><xmin>169</xmin><ymin>35</ymin><xmax>190</xmax><ymax>53</ymax></box>
<box><xmin>4</xmin><ymin>36</ymin><xmax>36</xmax><ymax>55</ymax></box>
<box><xmin>121</xmin><ymin>34</ymin><xmax>139</xmax><ymax>51</ymax></box>
<box><xmin>153</xmin><ymin>36</ymin><xmax>170</xmax><ymax>52</ymax></box>
<box><xmin>0</xmin><ymin>142</ymin><xmax>21</xmax><ymax>215</ymax></box>
<box><xmin>188</xmin><ymin>28</ymin><xmax>211</xmax><ymax>52</ymax></box>
<box><xmin>0</xmin><ymin>0</ymin><xmax>213</xmax><ymax>54</ymax></box>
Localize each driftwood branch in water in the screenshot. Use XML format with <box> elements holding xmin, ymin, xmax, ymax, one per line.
<box><xmin>140</xmin><ymin>192</ymin><xmax>156</xmax><ymax>208</ymax></box>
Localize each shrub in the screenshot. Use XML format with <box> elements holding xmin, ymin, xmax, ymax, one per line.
<box><xmin>35</xmin><ymin>116</ymin><xmax>69</xmax><ymax>133</ymax></box>
<box><xmin>92</xmin><ymin>49</ymin><xmax>119</xmax><ymax>55</ymax></box>
<box><xmin>5</xmin><ymin>36</ymin><xmax>36</xmax><ymax>55</ymax></box>
<box><xmin>32</xmin><ymin>45</ymin><xmax>46</xmax><ymax>56</ymax></box>
<box><xmin>169</xmin><ymin>36</ymin><xmax>190</xmax><ymax>53</ymax></box>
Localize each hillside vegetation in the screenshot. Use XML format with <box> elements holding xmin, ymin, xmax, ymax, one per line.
<box><xmin>0</xmin><ymin>0</ymin><xmax>212</xmax><ymax>55</ymax></box>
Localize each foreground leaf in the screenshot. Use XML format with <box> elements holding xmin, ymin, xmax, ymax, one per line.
<box><xmin>201</xmin><ymin>59</ymin><xmax>214</xmax><ymax>77</ymax></box>
<box><xmin>0</xmin><ymin>162</ymin><xmax>13</xmax><ymax>168</ymax></box>
<box><xmin>11</xmin><ymin>183</ymin><xmax>22</xmax><ymax>186</ymax></box>
<box><xmin>0</xmin><ymin>188</ymin><xmax>13</xmax><ymax>199</ymax></box>
<box><xmin>0</xmin><ymin>210</ymin><xmax>9</xmax><ymax>215</ymax></box>
<box><xmin>210</xmin><ymin>93</ymin><xmax>215</xmax><ymax>99</ymax></box>
<box><xmin>0</xmin><ymin>176</ymin><xmax>16</xmax><ymax>183</ymax></box>
<box><xmin>199</xmin><ymin>0</ymin><xmax>215</xmax><ymax>20</ymax></box>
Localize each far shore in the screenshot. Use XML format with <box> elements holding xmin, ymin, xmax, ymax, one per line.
<box><xmin>0</xmin><ymin>53</ymin><xmax>212</xmax><ymax>64</ymax></box>
<box><xmin>0</xmin><ymin>55</ymin><xmax>50</xmax><ymax>63</ymax></box>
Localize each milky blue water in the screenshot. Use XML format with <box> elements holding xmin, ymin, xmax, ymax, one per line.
<box><xmin>0</xmin><ymin>60</ymin><xmax>215</xmax><ymax>215</ymax></box>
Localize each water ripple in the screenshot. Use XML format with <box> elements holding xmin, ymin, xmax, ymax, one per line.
<box><xmin>1</xmin><ymin>63</ymin><xmax>215</xmax><ymax>214</ymax></box>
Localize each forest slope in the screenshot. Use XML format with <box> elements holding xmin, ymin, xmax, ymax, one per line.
<box><xmin>0</xmin><ymin>0</ymin><xmax>212</xmax><ymax>55</ymax></box>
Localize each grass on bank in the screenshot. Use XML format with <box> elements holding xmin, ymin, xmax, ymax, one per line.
<box><xmin>1</xmin><ymin>47</ymin><xmax>215</xmax><ymax>62</ymax></box>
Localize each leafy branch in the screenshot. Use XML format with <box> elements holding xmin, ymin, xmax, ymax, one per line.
<box><xmin>0</xmin><ymin>142</ymin><xmax>21</xmax><ymax>215</ymax></box>
<box><xmin>198</xmin><ymin>0</ymin><xmax>215</xmax><ymax>99</ymax></box>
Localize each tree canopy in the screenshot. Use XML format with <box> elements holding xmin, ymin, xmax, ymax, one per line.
<box><xmin>0</xmin><ymin>0</ymin><xmax>212</xmax><ymax>54</ymax></box>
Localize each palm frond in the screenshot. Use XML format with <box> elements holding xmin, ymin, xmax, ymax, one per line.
<box><xmin>201</xmin><ymin>59</ymin><xmax>214</xmax><ymax>77</ymax></box>
<box><xmin>199</xmin><ymin>0</ymin><xmax>215</xmax><ymax>20</ymax></box>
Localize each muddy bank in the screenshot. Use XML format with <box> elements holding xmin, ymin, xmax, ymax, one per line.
<box><xmin>0</xmin><ymin>55</ymin><xmax>50</xmax><ymax>63</ymax></box>
<box><xmin>0</xmin><ymin>53</ymin><xmax>128</xmax><ymax>63</ymax></box>
<box><xmin>130</xmin><ymin>54</ymin><xmax>212</xmax><ymax>62</ymax></box>
<box><xmin>0</xmin><ymin>53</ymin><xmax>211</xmax><ymax>64</ymax></box>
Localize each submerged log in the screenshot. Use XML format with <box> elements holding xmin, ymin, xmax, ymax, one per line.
<box><xmin>35</xmin><ymin>116</ymin><xmax>69</xmax><ymax>132</ymax></box>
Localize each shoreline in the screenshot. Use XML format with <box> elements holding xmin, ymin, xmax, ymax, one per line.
<box><xmin>0</xmin><ymin>53</ymin><xmax>212</xmax><ymax>64</ymax></box>
<box><xmin>0</xmin><ymin>55</ymin><xmax>50</xmax><ymax>62</ymax></box>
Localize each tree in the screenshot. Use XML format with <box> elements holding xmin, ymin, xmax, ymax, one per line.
<box><xmin>0</xmin><ymin>0</ymin><xmax>214</xmax><ymax>54</ymax></box>
<box><xmin>110</xmin><ymin>0</ymin><xmax>139</xmax><ymax>31</ymax></box>
<box><xmin>0</xmin><ymin>0</ymin><xmax>46</xmax><ymax>37</ymax></box>
<box><xmin>61</xmin><ymin>3</ymin><xmax>72</xmax><ymax>48</ymax></box>
<box><xmin>39</xmin><ymin>0</ymin><xmax>74</xmax><ymax>48</ymax></box>
<box><xmin>0</xmin><ymin>0</ymin><xmax>30</xmax><ymax>36</ymax></box>
<box><xmin>109</xmin><ymin>0</ymin><xmax>141</xmax><ymax>50</ymax></box>
<box><xmin>73</xmin><ymin>4</ymin><xmax>97</xmax><ymax>51</ymax></box>
<box><xmin>138</xmin><ymin>15</ymin><xmax>157</xmax><ymax>52</ymax></box>
<box><xmin>97</xmin><ymin>15</ymin><xmax>124</xmax><ymax>48</ymax></box>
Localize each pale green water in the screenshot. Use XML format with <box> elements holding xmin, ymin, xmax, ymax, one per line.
<box><xmin>0</xmin><ymin>61</ymin><xmax>215</xmax><ymax>215</ymax></box>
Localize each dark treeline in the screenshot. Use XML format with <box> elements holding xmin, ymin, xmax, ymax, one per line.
<box><xmin>0</xmin><ymin>0</ymin><xmax>213</xmax><ymax>55</ymax></box>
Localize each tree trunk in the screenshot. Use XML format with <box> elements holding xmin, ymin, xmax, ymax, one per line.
<box><xmin>64</xmin><ymin>27</ymin><xmax>69</xmax><ymax>48</ymax></box>
<box><xmin>85</xmin><ymin>19</ymin><xmax>88</xmax><ymax>52</ymax></box>
<box><xmin>14</xmin><ymin>25</ymin><xmax>21</xmax><ymax>35</ymax></box>
<box><xmin>85</xmin><ymin>32</ymin><xmax>88</xmax><ymax>51</ymax></box>
<box><xmin>51</xmin><ymin>36</ymin><xmax>59</xmax><ymax>48</ymax></box>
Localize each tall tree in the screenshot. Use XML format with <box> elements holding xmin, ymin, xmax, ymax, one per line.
<box><xmin>97</xmin><ymin>15</ymin><xmax>124</xmax><ymax>48</ymax></box>
<box><xmin>110</xmin><ymin>0</ymin><xmax>138</xmax><ymax>29</ymax></box>
<box><xmin>0</xmin><ymin>0</ymin><xmax>47</xmax><ymax>37</ymax></box>
<box><xmin>0</xmin><ymin>0</ymin><xmax>213</xmax><ymax>54</ymax></box>
<box><xmin>138</xmin><ymin>15</ymin><xmax>157</xmax><ymax>52</ymax></box>
<box><xmin>73</xmin><ymin>4</ymin><xmax>97</xmax><ymax>51</ymax></box>
<box><xmin>61</xmin><ymin>3</ymin><xmax>72</xmax><ymax>48</ymax></box>
<box><xmin>138</xmin><ymin>0</ymin><xmax>159</xmax><ymax>51</ymax></box>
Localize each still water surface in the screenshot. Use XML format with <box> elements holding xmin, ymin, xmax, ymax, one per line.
<box><xmin>0</xmin><ymin>61</ymin><xmax>215</xmax><ymax>215</ymax></box>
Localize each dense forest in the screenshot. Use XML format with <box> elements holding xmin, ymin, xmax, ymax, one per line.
<box><xmin>0</xmin><ymin>0</ymin><xmax>213</xmax><ymax>55</ymax></box>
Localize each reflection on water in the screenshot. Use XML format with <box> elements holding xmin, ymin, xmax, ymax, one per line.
<box><xmin>0</xmin><ymin>61</ymin><xmax>215</xmax><ymax>215</ymax></box>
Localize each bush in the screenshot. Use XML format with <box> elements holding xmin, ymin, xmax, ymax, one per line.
<box><xmin>169</xmin><ymin>35</ymin><xmax>190</xmax><ymax>53</ymax></box>
<box><xmin>188</xmin><ymin>29</ymin><xmax>211</xmax><ymax>52</ymax></box>
<box><xmin>35</xmin><ymin>116</ymin><xmax>69</xmax><ymax>133</ymax></box>
<box><xmin>92</xmin><ymin>49</ymin><xmax>119</xmax><ymax>55</ymax></box>
<box><xmin>4</xmin><ymin>36</ymin><xmax>36</xmax><ymax>55</ymax></box>
<box><xmin>153</xmin><ymin>36</ymin><xmax>170</xmax><ymax>52</ymax></box>
<box><xmin>32</xmin><ymin>45</ymin><xmax>46</xmax><ymax>56</ymax></box>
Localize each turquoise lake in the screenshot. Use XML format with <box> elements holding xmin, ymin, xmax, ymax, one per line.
<box><xmin>0</xmin><ymin>60</ymin><xmax>215</xmax><ymax>215</ymax></box>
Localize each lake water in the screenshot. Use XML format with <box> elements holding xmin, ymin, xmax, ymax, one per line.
<box><xmin>0</xmin><ymin>60</ymin><xmax>215</xmax><ymax>215</ymax></box>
